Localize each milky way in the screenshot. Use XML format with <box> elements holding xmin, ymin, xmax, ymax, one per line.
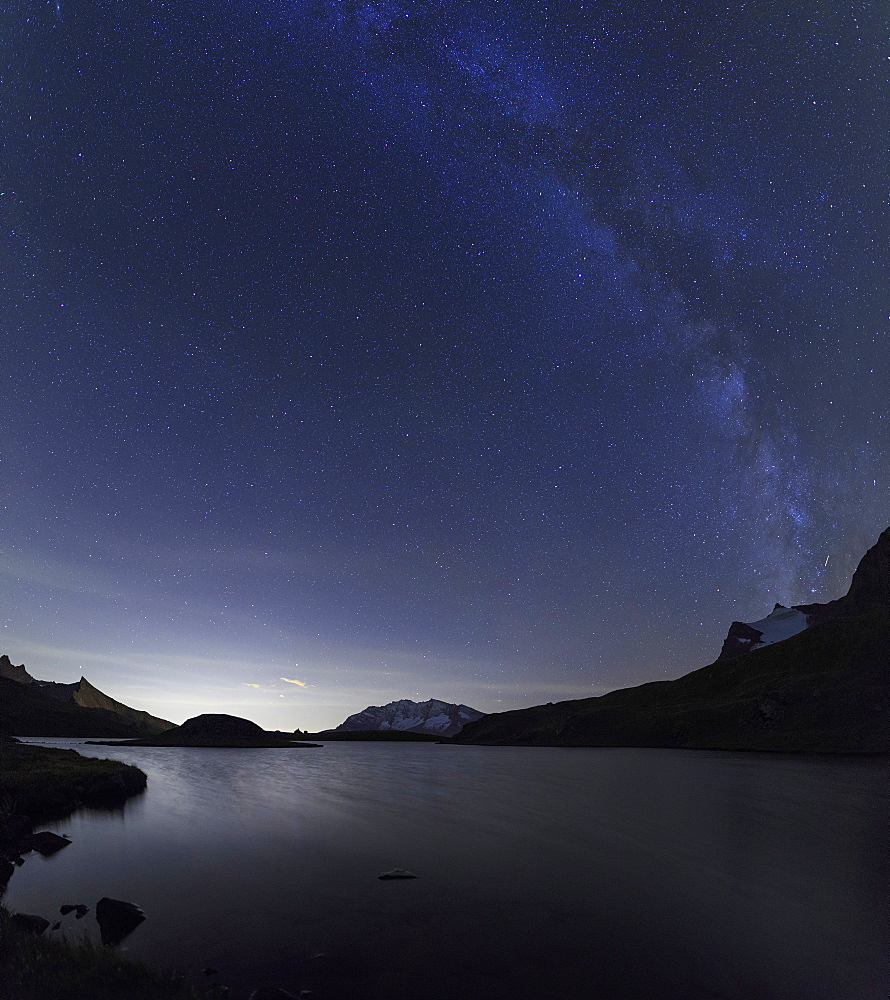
<box><xmin>0</xmin><ymin>0</ymin><xmax>886</xmax><ymax>728</ymax></box>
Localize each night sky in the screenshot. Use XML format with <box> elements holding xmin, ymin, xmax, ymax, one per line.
<box><xmin>1</xmin><ymin>0</ymin><xmax>887</xmax><ymax>731</ymax></box>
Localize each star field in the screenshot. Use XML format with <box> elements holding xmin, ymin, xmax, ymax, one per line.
<box><xmin>0</xmin><ymin>0</ymin><xmax>887</xmax><ymax>729</ymax></box>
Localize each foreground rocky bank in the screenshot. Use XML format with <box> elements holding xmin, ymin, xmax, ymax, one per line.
<box><xmin>0</xmin><ymin>739</ymin><xmax>284</xmax><ymax>998</ymax></box>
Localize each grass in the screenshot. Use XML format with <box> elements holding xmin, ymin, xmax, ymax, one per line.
<box><xmin>0</xmin><ymin>743</ymin><xmax>147</xmax><ymax>821</ymax></box>
<box><xmin>0</xmin><ymin>906</ymin><xmax>228</xmax><ymax>1000</ymax></box>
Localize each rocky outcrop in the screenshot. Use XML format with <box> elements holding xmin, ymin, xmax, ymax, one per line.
<box><xmin>10</xmin><ymin>913</ymin><xmax>50</xmax><ymax>935</ymax></box>
<box><xmin>717</xmin><ymin>604</ymin><xmax>809</xmax><ymax>660</ymax></box>
<box><xmin>28</xmin><ymin>831</ymin><xmax>71</xmax><ymax>856</ymax></box>
<box><xmin>0</xmin><ymin>655</ymin><xmax>34</xmax><ymax>685</ymax></box>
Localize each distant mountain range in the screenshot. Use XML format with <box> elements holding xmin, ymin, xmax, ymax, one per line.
<box><xmin>455</xmin><ymin>527</ymin><xmax>890</xmax><ymax>753</ymax></box>
<box><xmin>335</xmin><ymin>698</ymin><xmax>485</xmax><ymax>737</ymax></box>
<box><xmin>0</xmin><ymin>655</ymin><xmax>174</xmax><ymax>737</ymax></box>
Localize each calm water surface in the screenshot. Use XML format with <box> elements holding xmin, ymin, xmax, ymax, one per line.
<box><xmin>5</xmin><ymin>741</ymin><xmax>887</xmax><ymax>999</ymax></box>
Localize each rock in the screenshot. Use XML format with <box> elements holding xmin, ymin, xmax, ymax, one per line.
<box><xmin>95</xmin><ymin>897</ymin><xmax>146</xmax><ymax>946</ymax></box>
<box><xmin>377</xmin><ymin>868</ymin><xmax>419</xmax><ymax>880</ymax></box>
<box><xmin>60</xmin><ymin>903</ymin><xmax>89</xmax><ymax>917</ymax></box>
<box><xmin>75</xmin><ymin>904</ymin><xmax>89</xmax><ymax>918</ymax></box>
<box><xmin>247</xmin><ymin>989</ymin><xmax>300</xmax><ymax>1000</ymax></box>
<box><xmin>11</xmin><ymin>912</ymin><xmax>50</xmax><ymax>935</ymax></box>
<box><xmin>202</xmin><ymin>967</ymin><xmax>218</xmax><ymax>976</ymax></box>
<box><xmin>29</xmin><ymin>831</ymin><xmax>72</xmax><ymax>856</ymax></box>
<box><xmin>51</xmin><ymin>921</ymin><xmax>61</xmax><ymax>930</ymax></box>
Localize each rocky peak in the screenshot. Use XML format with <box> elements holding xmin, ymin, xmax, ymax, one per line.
<box><xmin>0</xmin><ymin>655</ymin><xmax>34</xmax><ymax>685</ymax></box>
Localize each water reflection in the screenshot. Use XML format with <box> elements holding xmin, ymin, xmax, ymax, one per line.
<box><xmin>6</xmin><ymin>741</ymin><xmax>887</xmax><ymax>1000</ymax></box>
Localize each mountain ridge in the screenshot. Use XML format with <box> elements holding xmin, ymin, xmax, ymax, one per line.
<box><xmin>719</xmin><ymin>527</ymin><xmax>890</xmax><ymax>659</ymax></box>
<box><xmin>336</xmin><ymin>698</ymin><xmax>485</xmax><ymax>737</ymax></box>
<box><xmin>454</xmin><ymin>528</ymin><xmax>889</xmax><ymax>753</ymax></box>
<box><xmin>0</xmin><ymin>656</ymin><xmax>174</xmax><ymax>737</ymax></box>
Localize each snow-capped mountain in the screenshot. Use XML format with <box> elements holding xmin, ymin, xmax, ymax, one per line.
<box><xmin>718</xmin><ymin>526</ymin><xmax>890</xmax><ymax>660</ymax></box>
<box><xmin>335</xmin><ymin>698</ymin><xmax>486</xmax><ymax>737</ymax></box>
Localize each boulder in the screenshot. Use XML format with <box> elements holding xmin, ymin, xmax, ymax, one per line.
<box><xmin>11</xmin><ymin>912</ymin><xmax>50</xmax><ymax>934</ymax></box>
<box><xmin>0</xmin><ymin>858</ymin><xmax>14</xmax><ymax>884</ymax></box>
<box><xmin>95</xmin><ymin>897</ymin><xmax>146</xmax><ymax>946</ymax></box>
<box><xmin>29</xmin><ymin>831</ymin><xmax>71</xmax><ymax>856</ymax></box>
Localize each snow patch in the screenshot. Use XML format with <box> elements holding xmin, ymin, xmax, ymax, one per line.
<box><xmin>747</xmin><ymin>605</ymin><xmax>808</xmax><ymax>649</ymax></box>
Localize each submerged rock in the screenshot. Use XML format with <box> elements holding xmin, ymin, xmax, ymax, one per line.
<box><xmin>95</xmin><ymin>896</ymin><xmax>146</xmax><ymax>946</ymax></box>
<box><xmin>377</xmin><ymin>869</ymin><xmax>419</xmax><ymax>880</ymax></box>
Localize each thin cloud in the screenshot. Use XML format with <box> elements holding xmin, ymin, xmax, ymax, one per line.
<box><xmin>243</xmin><ymin>683</ymin><xmax>261</xmax><ymax>688</ymax></box>
<box><xmin>280</xmin><ymin>677</ymin><xmax>307</xmax><ymax>687</ymax></box>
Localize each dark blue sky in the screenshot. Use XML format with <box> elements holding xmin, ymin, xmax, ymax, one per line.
<box><xmin>1</xmin><ymin>0</ymin><xmax>887</xmax><ymax>729</ymax></box>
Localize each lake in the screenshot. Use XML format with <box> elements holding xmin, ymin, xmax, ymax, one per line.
<box><xmin>5</xmin><ymin>740</ymin><xmax>887</xmax><ymax>999</ymax></box>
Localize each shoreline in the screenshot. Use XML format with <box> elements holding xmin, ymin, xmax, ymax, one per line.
<box><xmin>0</xmin><ymin>738</ymin><xmax>228</xmax><ymax>999</ymax></box>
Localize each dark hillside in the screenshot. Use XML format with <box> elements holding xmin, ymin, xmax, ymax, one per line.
<box><xmin>455</xmin><ymin>610</ymin><xmax>888</xmax><ymax>752</ymax></box>
<box><xmin>0</xmin><ymin>676</ymin><xmax>147</xmax><ymax>738</ymax></box>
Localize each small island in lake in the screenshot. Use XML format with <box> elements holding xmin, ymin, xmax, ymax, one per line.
<box><xmin>87</xmin><ymin>713</ymin><xmax>322</xmax><ymax>748</ymax></box>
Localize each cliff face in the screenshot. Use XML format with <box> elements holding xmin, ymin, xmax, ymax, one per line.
<box><xmin>72</xmin><ymin>678</ymin><xmax>173</xmax><ymax>734</ymax></box>
<box><xmin>455</xmin><ymin>528</ymin><xmax>890</xmax><ymax>754</ymax></box>
<box><xmin>832</xmin><ymin>525</ymin><xmax>889</xmax><ymax>610</ymax></box>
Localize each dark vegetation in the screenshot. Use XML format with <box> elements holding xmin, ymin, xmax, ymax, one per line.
<box><xmin>0</xmin><ymin>906</ymin><xmax>228</xmax><ymax>1000</ymax></box>
<box><xmin>455</xmin><ymin>609</ymin><xmax>889</xmax><ymax>752</ymax></box>
<box><xmin>0</xmin><ymin>742</ymin><xmax>147</xmax><ymax>821</ymax></box>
